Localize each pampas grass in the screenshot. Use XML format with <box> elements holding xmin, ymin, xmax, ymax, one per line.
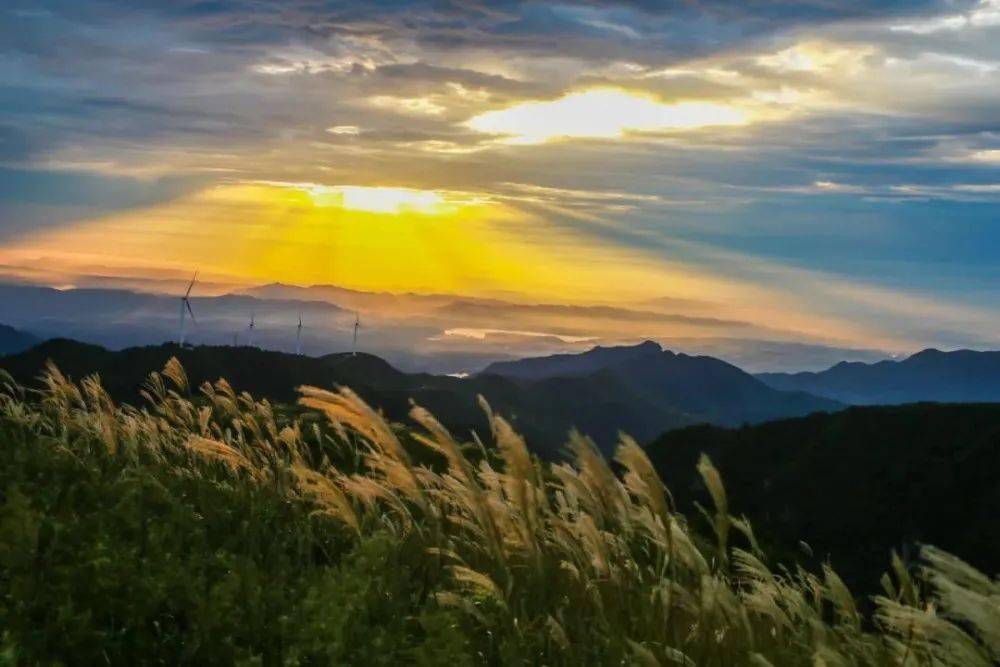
<box><xmin>1</xmin><ymin>357</ymin><xmax>997</xmax><ymax>665</ymax></box>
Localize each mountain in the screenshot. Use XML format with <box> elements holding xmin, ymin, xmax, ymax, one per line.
<box><xmin>0</xmin><ymin>283</ymin><xmax>347</xmax><ymax>351</ymax></box>
<box><xmin>0</xmin><ymin>340</ymin><xmax>686</xmax><ymax>457</ymax></box>
<box><xmin>1</xmin><ymin>339</ymin><xmax>836</xmax><ymax>456</ymax></box>
<box><xmin>0</xmin><ymin>281</ymin><xmax>903</xmax><ymax>375</ymax></box>
<box><xmin>646</xmin><ymin>403</ymin><xmax>1000</xmax><ymax>593</ymax></box>
<box><xmin>0</xmin><ymin>323</ymin><xmax>40</xmax><ymax>355</ymax></box>
<box><xmin>0</xmin><ymin>282</ymin><xmax>568</xmax><ymax>375</ymax></box>
<box><xmin>482</xmin><ymin>341</ymin><xmax>841</xmax><ymax>427</ymax></box>
<box><xmin>240</xmin><ymin>282</ymin><xmax>459</xmax><ymax>310</ymax></box>
<box><xmin>757</xmin><ymin>348</ymin><xmax>1000</xmax><ymax>404</ymax></box>
<box><xmin>482</xmin><ymin>340</ymin><xmax>663</xmax><ymax>380</ymax></box>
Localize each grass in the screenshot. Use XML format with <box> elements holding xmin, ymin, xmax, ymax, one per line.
<box><xmin>0</xmin><ymin>358</ymin><xmax>998</xmax><ymax>665</ymax></box>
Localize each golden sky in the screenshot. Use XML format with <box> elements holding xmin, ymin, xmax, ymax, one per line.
<box><xmin>2</xmin><ymin>1</ymin><xmax>1000</xmax><ymax>354</ymax></box>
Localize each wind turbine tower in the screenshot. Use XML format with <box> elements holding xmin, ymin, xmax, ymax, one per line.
<box><xmin>352</xmin><ymin>313</ymin><xmax>360</xmax><ymax>356</ymax></box>
<box><xmin>178</xmin><ymin>272</ymin><xmax>198</xmax><ymax>346</ymax></box>
<box><xmin>247</xmin><ymin>312</ymin><xmax>256</xmax><ymax>348</ymax></box>
<box><xmin>295</xmin><ymin>313</ymin><xmax>303</xmax><ymax>355</ymax></box>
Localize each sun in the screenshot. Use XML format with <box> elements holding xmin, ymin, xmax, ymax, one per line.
<box><xmin>251</xmin><ymin>181</ymin><xmax>460</xmax><ymax>215</ymax></box>
<box><xmin>307</xmin><ymin>185</ymin><xmax>451</xmax><ymax>215</ymax></box>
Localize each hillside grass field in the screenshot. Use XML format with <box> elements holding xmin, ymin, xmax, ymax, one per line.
<box><xmin>1</xmin><ymin>359</ymin><xmax>998</xmax><ymax>665</ymax></box>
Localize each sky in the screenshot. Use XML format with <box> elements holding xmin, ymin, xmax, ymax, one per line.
<box><xmin>1</xmin><ymin>0</ymin><xmax>999</xmax><ymax>357</ymax></box>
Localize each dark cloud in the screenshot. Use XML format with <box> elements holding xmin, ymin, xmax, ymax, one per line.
<box><xmin>370</xmin><ymin>62</ymin><xmax>538</xmax><ymax>95</ymax></box>
<box><xmin>0</xmin><ymin>126</ymin><xmax>33</xmax><ymax>163</ymax></box>
<box><xmin>0</xmin><ymin>168</ymin><xmax>201</xmax><ymax>207</ymax></box>
<box><xmin>0</xmin><ymin>168</ymin><xmax>208</xmax><ymax>239</ymax></box>
<box><xmin>4</xmin><ymin>1</ymin><xmax>967</xmax><ymax>67</ymax></box>
<box><xmin>437</xmin><ymin>299</ymin><xmax>757</xmax><ymax>330</ymax></box>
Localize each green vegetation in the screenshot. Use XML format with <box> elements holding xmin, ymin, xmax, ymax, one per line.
<box><xmin>647</xmin><ymin>404</ymin><xmax>1000</xmax><ymax>594</ymax></box>
<box><xmin>1</xmin><ymin>360</ymin><xmax>998</xmax><ymax>665</ymax></box>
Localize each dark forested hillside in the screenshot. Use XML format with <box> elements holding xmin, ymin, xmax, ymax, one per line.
<box><xmin>645</xmin><ymin>403</ymin><xmax>1000</xmax><ymax>592</ymax></box>
<box><xmin>0</xmin><ymin>339</ymin><xmax>839</xmax><ymax>456</ymax></box>
<box><xmin>0</xmin><ymin>340</ymin><xmax>690</xmax><ymax>457</ymax></box>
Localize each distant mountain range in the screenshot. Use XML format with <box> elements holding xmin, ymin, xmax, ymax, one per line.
<box><xmin>646</xmin><ymin>403</ymin><xmax>1000</xmax><ymax>593</ymax></box>
<box><xmin>1</xmin><ymin>338</ymin><xmax>838</xmax><ymax>456</ymax></box>
<box><xmin>482</xmin><ymin>341</ymin><xmax>841</xmax><ymax>428</ymax></box>
<box><xmin>757</xmin><ymin>348</ymin><xmax>1000</xmax><ymax>404</ymax></box>
<box><xmin>483</xmin><ymin>340</ymin><xmax>665</xmax><ymax>380</ymax></box>
<box><xmin>5</xmin><ymin>332</ymin><xmax>997</xmax><ymax>457</ymax></box>
<box><xmin>0</xmin><ymin>324</ymin><xmax>38</xmax><ymax>356</ymax></box>
<box><xmin>0</xmin><ymin>281</ymin><xmax>898</xmax><ymax>374</ymax></box>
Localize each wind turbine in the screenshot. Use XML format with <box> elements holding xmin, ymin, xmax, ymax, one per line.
<box><xmin>178</xmin><ymin>272</ymin><xmax>198</xmax><ymax>346</ymax></box>
<box><xmin>295</xmin><ymin>312</ymin><xmax>303</xmax><ymax>355</ymax></box>
<box><xmin>246</xmin><ymin>312</ymin><xmax>256</xmax><ymax>348</ymax></box>
<box><xmin>352</xmin><ymin>312</ymin><xmax>360</xmax><ymax>356</ymax></box>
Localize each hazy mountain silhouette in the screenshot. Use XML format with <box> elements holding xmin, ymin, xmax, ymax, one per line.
<box><xmin>0</xmin><ymin>339</ymin><xmax>678</xmax><ymax>456</ymax></box>
<box><xmin>482</xmin><ymin>341</ymin><xmax>841</xmax><ymax>427</ymax></box>
<box><xmin>646</xmin><ymin>403</ymin><xmax>1000</xmax><ymax>594</ymax></box>
<box><xmin>240</xmin><ymin>282</ymin><xmax>459</xmax><ymax>308</ymax></box>
<box><xmin>0</xmin><ymin>282</ymin><xmax>902</xmax><ymax>373</ymax></box>
<box><xmin>0</xmin><ymin>323</ymin><xmax>39</xmax><ymax>355</ymax></box>
<box><xmin>483</xmin><ymin>340</ymin><xmax>664</xmax><ymax>379</ymax></box>
<box><xmin>2</xmin><ymin>338</ymin><xmax>835</xmax><ymax>455</ymax></box>
<box><xmin>757</xmin><ymin>348</ymin><xmax>1000</xmax><ymax>404</ymax></box>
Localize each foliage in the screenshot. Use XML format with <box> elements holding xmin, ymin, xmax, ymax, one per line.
<box><xmin>646</xmin><ymin>405</ymin><xmax>1000</xmax><ymax>593</ymax></box>
<box><xmin>0</xmin><ymin>361</ymin><xmax>998</xmax><ymax>665</ymax></box>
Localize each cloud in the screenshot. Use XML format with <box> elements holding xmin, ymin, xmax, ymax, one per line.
<box><xmin>969</xmin><ymin>148</ymin><xmax>1000</xmax><ymax>162</ymax></box>
<box><xmin>367</xmin><ymin>95</ymin><xmax>448</xmax><ymax>116</ymax></box>
<box><xmin>466</xmin><ymin>88</ymin><xmax>750</xmax><ymax>144</ymax></box>
<box><xmin>496</xmin><ymin>181</ymin><xmax>664</xmax><ymax>204</ymax></box>
<box><xmin>0</xmin><ymin>0</ymin><xmax>997</xmax><ymax>354</ymax></box>
<box><xmin>890</xmin><ymin>0</ymin><xmax>1000</xmax><ymax>33</ymax></box>
<box><xmin>0</xmin><ymin>167</ymin><xmax>206</xmax><ymax>239</ymax></box>
<box><xmin>326</xmin><ymin>125</ymin><xmax>361</xmax><ymax>136</ymax></box>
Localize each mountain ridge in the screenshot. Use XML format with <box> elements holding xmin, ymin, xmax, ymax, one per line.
<box><xmin>481</xmin><ymin>340</ymin><xmax>841</xmax><ymax>428</ymax></box>
<box><xmin>2</xmin><ymin>338</ymin><xmax>839</xmax><ymax>455</ymax></box>
<box><xmin>0</xmin><ymin>323</ymin><xmax>39</xmax><ymax>356</ymax></box>
<box><xmin>481</xmin><ymin>340</ymin><xmax>664</xmax><ymax>380</ymax></box>
<box><xmin>757</xmin><ymin>347</ymin><xmax>1000</xmax><ymax>404</ymax></box>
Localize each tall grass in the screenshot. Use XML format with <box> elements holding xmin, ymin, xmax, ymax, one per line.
<box><xmin>0</xmin><ymin>359</ymin><xmax>997</xmax><ymax>665</ymax></box>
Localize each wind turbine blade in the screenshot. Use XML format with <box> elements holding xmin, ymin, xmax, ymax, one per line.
<box><xmin>185</xmin><ymin>299</ymin><xmax>197</xmax><ymax>327</ymax></box>
<box><xmin>184</xmin><ymin>271</ymin><xmax>198</xmax><ymax>298</ymax></box>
